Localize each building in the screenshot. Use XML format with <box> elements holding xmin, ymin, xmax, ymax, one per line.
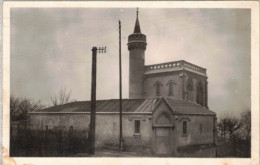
<box><xmin>29</xmin><ymin>10</ymin><xmax>217</xmax><ymax>157</ymax></box>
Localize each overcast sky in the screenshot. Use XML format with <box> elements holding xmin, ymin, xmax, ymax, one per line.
<box><xmin>10</xmin><ymin>8</ymin><xmax>250</xmax><ymax>116</ymax></box>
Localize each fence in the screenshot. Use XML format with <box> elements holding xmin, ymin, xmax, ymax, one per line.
<box><xmin>216</xmin><ymin>139</ymin><xmax>250</xmax><ymax>157</ymax></box>
<box><xmin>10</xmin><ymin>121</ymin><xmax>89</xmax><ymax>157</ymax></box>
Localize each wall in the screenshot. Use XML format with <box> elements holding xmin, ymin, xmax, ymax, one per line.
<box><xmin>29</xmin><ymin>105</ymin><xmax>216</xmax><ymax>156</ymax></box>
<box><xmin>184</xmin><ymin>71</ymin><xmax>208</xmax><ymax>106</ymax></box>
<box><xmin>29</xmin><ymin>113</ymin><xmax>153</xmax><ymax>153</ymax></box>
<box><xmin>144</xmin><ymin>70</ymin><xmax>208</xmax><ymax>107</ymax></box>
<box><xmin>144</xmin><ymin>71</ymin><xmax>182</xmax><ymax>99</ymax></box>
<box><xmin>174</xmin><ymin>115</ymin><xmax>215</xmax><ymax>147</ymax></box>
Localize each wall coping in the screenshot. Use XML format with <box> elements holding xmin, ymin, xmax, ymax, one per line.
<box><xmin>145</xmin><ymin>60</ymin><xmax>207</xmax><ymax>76</ymax></box>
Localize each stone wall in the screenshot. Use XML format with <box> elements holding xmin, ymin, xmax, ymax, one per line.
<box><xmin>184</xmin><ymin>71</ymin><xmax>208</xmax><ymax>106</ymax></box>
<box><xmin>144</xmin><ymin>71</ymin><xmax>182</xmax><ymax>99</ymax></box>
<box><xmin>145</xmin><ymin>70</ymin><xmax>208</xmax><ymax>106</ymax></box>
<box><xmin>174</xmin><ymin>115</ymin><xmax>215</xmax><ymax>146</ymax></box>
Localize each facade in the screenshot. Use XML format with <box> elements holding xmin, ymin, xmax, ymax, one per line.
<box><xmin>29</xmin><ymin>11</ymin><xmax>217</xmax><ymax>157</ymax></box>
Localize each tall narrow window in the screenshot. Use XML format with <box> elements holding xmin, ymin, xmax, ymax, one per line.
<box><xmin>154</xmin><ymin>81</ymin><xmax>163</xmax><ymax>96</ymax></box>
<box><xmin>156</xmin><ymin>83</ymin><xmax>160</xmax><ymax>96</ymax></box>
<box><xmin>196</xmin><ymin>81</ymin><xmax>204</xmax><ymax>106</ymax></box>
<box><xmin>187</xmin><ymin>78</ymin><xmax>193</xmax><ymax>91</ymax></box>
<box><xmin>187</xmin><ymin>78</ymin><xmax>193</xmax><ymax>101</ymax></box>
<box><xmin>135</xmin><ymin>120</ymin><xmax>140</xmax><ymax>134</ymax></box>
<box><xmin>169</xmin><ymin>81</ymin><xmax>173</xmax><ymax>96</ymax></box>
<box><xmin>183</xmin><ymin>121</ymin><xmax>187</xmax><ymax>134</ymax></box>
<box><xmin>167</xmin><ymin>80</ymin><xmax>175</xmax><ymax>96</ymax></box>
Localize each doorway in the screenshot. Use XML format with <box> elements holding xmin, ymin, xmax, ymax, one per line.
<box><xmin>155</xmin><ymin>127</ymin><xmax>171</xmax><ymax>155</ymax></box>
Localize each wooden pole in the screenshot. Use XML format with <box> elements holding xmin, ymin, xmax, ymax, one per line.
<box><xmin>89</xmin><ymin>46</ymin><xmax>97</xmax><ymax>155</ymax></box>
<box><xmin>88</xmin><ymin>46</ymin><xmax>106</xmax><ymax>155</ymax></box>
<box><xmin>119</xmin><ymin>20</ymin><xmax>123</xmax><ymax>150</ymax></box>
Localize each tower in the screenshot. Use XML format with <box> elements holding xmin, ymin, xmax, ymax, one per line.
<box><xmin>128</xmin><ymin>8</ymin><xmax>147</xmax><ymax>99</ymax></box>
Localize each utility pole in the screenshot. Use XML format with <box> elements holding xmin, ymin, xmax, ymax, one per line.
<box><xmin>119</xmin><ymin>20</ymin><xmax>123</xmax><ymax>150</ymax></box>
<box><xmin>89</xmin><ymin>46</ymin><xmax>106</xmax><ymax>155</ymax></box>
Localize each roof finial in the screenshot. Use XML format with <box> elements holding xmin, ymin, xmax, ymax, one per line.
<box><xmin>136</xmin><ymin>7</ymin><xmax>139</xmax><ymax>18</ymax></box>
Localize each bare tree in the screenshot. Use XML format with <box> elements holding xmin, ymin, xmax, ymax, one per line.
<box><xmin>240</xmin><ymin>110</ymin><xmax>251</xmax><ymax>141</ymax></box>
<box><xmin>10</xmin><ymin>96</ymin><xmax>45</xmax><ymax>121</ymax></box>
<box><xmin>218</xmin><ymin>114</ymin><xmax>242</xmax><ymax>143</ymax></box>
<box><xmin>51</xmin><ymin>87</ymin><xmax>71</xmax><ymax>106</ymax></box>
<box><xmin>217</xmin><ymin>117</ymin><xmax>229</xmax><ymax>142</ymax></box>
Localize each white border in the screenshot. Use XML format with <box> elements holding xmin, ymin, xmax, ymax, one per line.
<box><xmin>2</xmin><ymin>1</ymin><xmax>259</xmax><ymax>165</ymax></box>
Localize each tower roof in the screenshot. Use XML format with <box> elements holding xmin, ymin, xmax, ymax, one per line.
<box><xmin>134</xmin><ymin>8</ymin><xmax>141</xmax><ymax>33</ymax></box>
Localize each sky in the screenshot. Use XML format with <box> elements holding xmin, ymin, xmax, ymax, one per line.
<box><xmin>10</xmin><ymin>8</ymin><xmax>251</xmax><ymax>116</ymax></box>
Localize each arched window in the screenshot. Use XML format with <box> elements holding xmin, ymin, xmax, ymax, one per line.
<box><xmin>187</xmin><ymin>77</ymin><xmax>193</xmax><ymax>91</ymax></box>
<box><xmin>187</xmin><ymin>77</ymin><xmax>193</xmax><ymax>101</ymax></box>
<box><xmin>156</xmin><ymin>83</ymin><xmax>160</xmax><ymax>96</ymax></box>
<box><xmin>166</xmin><ymin>80</ymin><xmax>176</xmax><ymax>96</ymax></box>
<box><xmin>153</xmin><ymin>81</ymin><xmax>162</xmax><ymax>96</ymax></box>
<box><xmin>196</xmin><ymin>81</ymin><xmax>204</xmax><ymax>106</ymax></box>
<box><xmin>169</xmin><ymin>81</ymin><xmax>173</xmax><ymax>96</ymax></box>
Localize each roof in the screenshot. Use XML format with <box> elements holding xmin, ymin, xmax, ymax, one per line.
<box><xmin>31</xmin><ymin>97</ymin><xmax>215</xmax><ymax>116</ymax></box>
<box><xmin>134</xmin><ymin>17</ymin><xmax>141</xmax><ymax>33</ymax></box>
<box><xmin>33</xmin><ymin>99</ymin><xmax>146</xmax><ymax>113</ymax></box>
<box><xmin>165</xmin><ymin>99</ymin><xmax>216</xmax><ymax>115</ymax></box>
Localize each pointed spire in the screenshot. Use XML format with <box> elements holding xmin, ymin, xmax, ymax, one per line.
<box><xmin>134</xmin><ymin>8</ymin><xmax>141</xmax><ymax>33</ymax></box>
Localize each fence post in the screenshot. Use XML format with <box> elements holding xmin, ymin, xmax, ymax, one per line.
<box><xmin>45</xmin><ymin>126</ymin><xmax>48</xmax><ymax>156</ymax></box>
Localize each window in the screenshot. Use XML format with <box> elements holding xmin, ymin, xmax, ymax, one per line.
<box><xmin>153</xmin><ymin>81</ymin><xmax>163</xmax><ymax>96</ymax></box>
<box><xmin>167</xmin><ymin>80</ymin><xmax>175</xmax><ymax>96</ymax></box>
<box><xmin>156</xmin><ymin>83</ymin><xmax>160</xmax><ymax>96</ymax></box>
<box><xmin>187</xmin><ymin>78</ymin><xmax>193</xmax><ymax>91</ymax></box>
<box><xmin>187</xmin><ymin>78</ymin><xmax>193</xmax><ymax>101</ymax></box>
<box><xmin>196</xmin><ymin>81</ymin><xmax>204</xmax><ymax>106</ymax></box>
<box><xmin>169</xmin><ymin>81</ymin><xmax>173</xmax><ymax>96</ymax></box>
<box><xmin>135</xmin><ymin>120</ymin><xmax>140</xmax><ymax>134</ymax></box>
<box><xmin>183</xmin><ymin>121</ymin><xmax>187</xmax><ymax>134</ymax></box>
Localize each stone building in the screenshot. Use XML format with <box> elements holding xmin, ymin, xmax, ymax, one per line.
<box><xmin>29</xmin><ymin>10</ymin><xmax>217</xmax><ymax>157</ymax></box>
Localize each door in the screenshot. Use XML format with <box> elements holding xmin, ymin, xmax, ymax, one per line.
<box><xmin>155</xmin><ymin>127</ymin><xmax>171</xmax><ymax>155</ymax></box>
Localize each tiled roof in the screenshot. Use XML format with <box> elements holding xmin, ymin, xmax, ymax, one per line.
<box><xmin>31</xmin><ymin>97</ymin><xmax>215</xmax><ymax>116</ymax></box>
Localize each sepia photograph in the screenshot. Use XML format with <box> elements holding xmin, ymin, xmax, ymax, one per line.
<box><xmin>2</xmin><ymin>1</ymin><xmax>259</xmax><ymax>164</ymax></box>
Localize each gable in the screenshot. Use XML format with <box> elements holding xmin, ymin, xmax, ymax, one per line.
<box><xmin>156</xmin><ymin>112</ymin><xmax>171</xmax><ymax>125</ymax></box>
